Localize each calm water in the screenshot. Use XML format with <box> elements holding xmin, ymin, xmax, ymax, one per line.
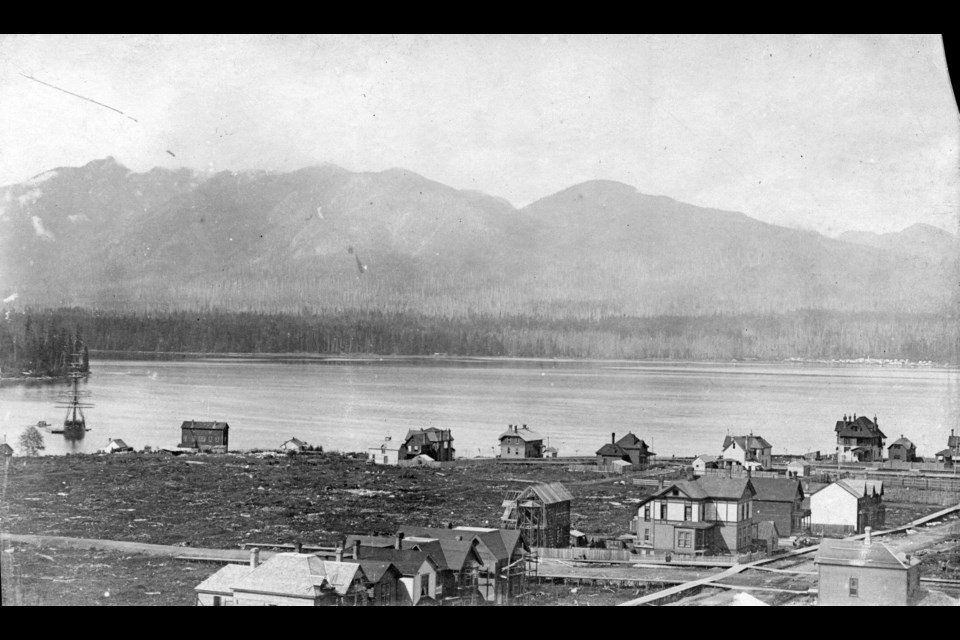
<box><xmin>1</xmin><ymin>358</ymin><xmax>958</xmax><ymax>460</ymax></box>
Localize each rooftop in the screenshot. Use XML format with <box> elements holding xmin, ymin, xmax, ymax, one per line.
<box><xmin>749</xmin><ymin>476</ymin><xmax>803</xmax><ymax>503</ymax></box>
<box><xmin>723</xmin><ymin>435</ymin><xmax>773</xmax><ymax>451</ymax></box>
<box><xmin>498</xmin><ymin>425</ymin><xmax>545</xmax><ymax>442</ymax></box>
<box><xmin>180</xmin><ymin>420</ymin><xmax>228</xmax><ymax>430</ymax></box>
<box><xmin>815</xmin><ymin>537</ymin><xmax>913</xmax><ymax>570</ymax></box>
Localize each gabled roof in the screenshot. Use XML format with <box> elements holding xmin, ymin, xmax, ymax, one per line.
<box><xmin>596</xmin><ymin>443</ymin><xmax>629</xmax><ymax>458</ymax></box>
<box><xmin>357</xmin><ymin>560</ymin><xmax>398</xmax><ymax>584</ymax></box>
<box><xmin>195</xmin><ymin>563</ymin><xmax>253</xmax><ymax>594</ymax></box>
<box><xmin>180</xmin><ymin>420</ymin><xmax>228</xmax><ymax>430</ymax></box>
<box><xmin>835</xmin><ymin>416</ymin><xmax>886</xmax><ymax>440</ymax></box>
<box><xmin>749</xmin><ymin>477</ymin><xmax>803</xmax><ymax>503</ymax></box>
<box><xmin>723</xmin><ymin>435</ymin><xmax>773</xmax><ymax>451</ymax></box>
<box><xmin>814</xmin><ymin>479</ymin><xmax>883</xmax><ymax>499</ymax></box>
<box><xmin>368</xmin><ymin>438</ymin><xmax>405</xmax><ymax>451</ymax></box>
<box><xmin>0</xmin><ymin>443</ymin><xmax>13</xmax><ymax>455</ymax></box>
<box><xmin>948</xmin><ymin>433</ymin><xmax>960</xmax><ymax>448</ymax></box>
<box><xmin>398</xmin><ymin>526</ymin><xmax>527</xmax><ymax>563</ymax></box>
<box><xmin>283</xmin><ymin>437</ymin><xmax>307</xmax><ymax>447</ymax></box>
<box><xmin>355</xmin><ymin>547</ymin><xmax>438</xmax><ymax>576</ymax></box>
<box><xmin>615</xmin><ymin>432</ymin><xmax>650</xmax><ymax>451</ymax></box>
<box><xmin>498</xmin><ymin>427</ymin><xmax>545</xmax><ymax>442</ymax></box>
<box><xmin>108</xmin><ymin>439</ymin><xmax>130</xmax><ymax>448</ymax></box>
<box><xmin>935</xmin><ymin>448</ymin><xmax>956</xmax><ymax>458</ymax></box>
<box><xmin>229</xmin><ymin>553</ymin><xmax>364</xmax><ymax>598</ymax></box>
<box><xmin>404</xmin><ymin>428</ymin><xmax>454</xmax><ymax>446</ymax></box>
<box><xmin>889</xmin><ymin>437</ymin><xmax>915</xmax><ymax>449</ymax></box>
<box><xmin>694</xmin><ymin>454</ymin><xmax>718</xmax><ymax>464</ymax></box>
<box><xmin>517</xmin><ymin>482</ymin><xmax>574</xmax><ymax>504</ymax></box>
<box><xmin>642</xmin><ymin>477</ymin><xmax>755</xmax><ymax>503</ymax></box>
<box><xmin>815</xmin><ymin>538</ymin><xmax>912</xmax><ymax>570</ymax></box>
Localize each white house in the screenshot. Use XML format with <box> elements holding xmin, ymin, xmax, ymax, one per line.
<box><xmin>809</xmin><ymin>479</ymin><xmax>885</xmax><ymax>536</ymax></box>
<box><xmin>721</xmin><ymin>435</ymin><xmax>773</xmax><ymax>470</ymax></box>
<box><xmin>786</xmin><ymin>459</ymin><xmax>812</xmax><ymax>477</ymax></box>
<box><xmin>279</xmin><ymin>437</ymin><xmax>309</xmax><ymax>452</ymax></box>
<box><xmin>692</xmin><ymin>454</ymin><xmax>719</xmax><ymax>476</ymax></box>
<box><xmin>368</xmin><ymin>436</ymin><xmax>407</xmax><ymax>465</ymax></box>
<box><xmin>99</xmin><ymin>438</ymin><xmax>133</xmax><ymax>454</ymax></box>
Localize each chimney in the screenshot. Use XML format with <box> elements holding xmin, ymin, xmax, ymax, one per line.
<box><xmin>335</xmin><ymin>545</ymin><xmax>343</xmax><ymax>562</ymax></box>
<box><xmin>612</xmin><ymin>432</ymin><xmax>616</xmax><ymax>444</ymax></box>
<box><xmin>395</xmin><ymin>531</ymin><xmax>404</xmax><ymax>550</ymax></box>
<box><xmin>522</xmin><ymin>424</ymin><xmax>527</xmax><ymax>430</ymax></box>
<box><xmin>352</xmin><ymin>540</ymin><xmax>360</xmax><ymax>560</ymax></box>
<box><xmin>250</xmin><ymin>548</ymin><xmax>260</xmax><ymax>568</ymax></box>
<box><xmin>864</xmin><ymin>526</ymin><xmax>872</xmax><ymax>545</ymax></box>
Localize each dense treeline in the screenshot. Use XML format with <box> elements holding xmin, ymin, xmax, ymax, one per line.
<box><xmin>1</xmin><ymin>308</ymin><xmax>956</xmax><ymax>365</ymax></box>
<box><xmin>0</xmin><ymin>315</ymin><xmax>89</xmax><ymax>377</ymax></box>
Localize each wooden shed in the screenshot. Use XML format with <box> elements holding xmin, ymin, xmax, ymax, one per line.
<box><xmin>500</xmin><ymin>482</ymin><xmax>573</xmax><ymax>548</ymax></box>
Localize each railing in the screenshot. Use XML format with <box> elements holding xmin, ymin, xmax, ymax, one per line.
<box><xmin>533</xmin><ymin>547</ymin><xmax>762</xmax><ymax>565</ymax></box>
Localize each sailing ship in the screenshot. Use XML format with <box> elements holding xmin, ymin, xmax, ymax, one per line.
<box><xmin>53</xmin><ymin>353</ymin><xmax>93</xmax><ymax>439</ymax></box>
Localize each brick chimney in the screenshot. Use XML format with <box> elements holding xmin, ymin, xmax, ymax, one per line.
<box><xmin>335</xmin><ymin>545</ymin><xmax>343</xmax><ymax>562</ymax></box>
<box><xmin>250</xmin><ymin>547</ymin><xmax>260</xmax><ymax>568</ymax></box>
<box><xmin>612</xmin><ymin>432</ymin><xmax>616</xmax><ymax>444</ymax></box>
<box><xmin>395</xmin><ymin>531</ymin><xmax>404</xmax><ymax>550</ymax></box>
<box><xmin>352</xmin><ymin>540</ymin><xmax>360</xmax><ymax>560</ymax></box>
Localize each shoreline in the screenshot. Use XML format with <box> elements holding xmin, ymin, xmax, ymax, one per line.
<box><xmin>86</xmin><ymin>350</ymin><xmax>956</xmax><ymax>369</ymax></box>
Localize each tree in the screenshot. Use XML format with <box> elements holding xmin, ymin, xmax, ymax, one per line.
<box><xmin>18</xmin><ymin>425</ymin><xmax>45</xmax><ymax>457</ymax></box>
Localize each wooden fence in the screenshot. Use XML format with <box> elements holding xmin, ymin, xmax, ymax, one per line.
<box><xmin>533</xmin><ymin>547</ymin><xmax>761</xmax><ymax>566</ymax></box>
<box><xmin>568</xmin><ymin>464</ymin><xmax>631</xmax><ymax>474</ymax></box>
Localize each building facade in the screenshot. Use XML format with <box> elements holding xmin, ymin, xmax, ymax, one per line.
<box><xmin>635</xmin><ymin>477</ymin><xmax>756</xmax><ymax>556</ymax></box>
<box><xmin>721</xmin><ymin>435</ymin><xmax>773</xmax><ymax>470</ymax></box>
<box><xmin>835</xmin><ymin>414</ymin><xmax>886</xmax><ymax>463</ymax></box>
<box><xmin>404</xmin><ymin>428</ymin><xmax>455</xmax><ymax>462</ymax></box>
<box><xmin>815</xmin><ymin>529</ymin><xmax>921</xmax><ymax>606</ymax></box>
<box><xmin>810</xmin><ymin>479</ymin><xmax>885</xmax><ymax>536</ymax></box>
<box><xmin>498</xmin><ymin>424</ymin><xmax>545</xmax><ymax>459</ymax></box>
<box><xmin>180</xmin><ymin>420</ymin><xmax>229</xmax><ymax>452</ymax></box>
<box><xmin>750</xmin><ymin>476</ymin><xmax>809</xmax><ymax>535</ymax></box>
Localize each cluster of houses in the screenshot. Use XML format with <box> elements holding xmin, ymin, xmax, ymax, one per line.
<box><xmin>195</xmin><ymin>522</ymin><xmax>536</xmax><ymax>606</ymax></box>
<box><xmin>368</xmin><ymin>427</ymin><xmax>456</xmax><ymax>465</ymax></box>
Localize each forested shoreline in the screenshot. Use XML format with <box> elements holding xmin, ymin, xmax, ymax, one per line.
<box><xmin>1</xmin><ymin>308</ymin><xmax>956</xmax><ymax>367</ymax></box>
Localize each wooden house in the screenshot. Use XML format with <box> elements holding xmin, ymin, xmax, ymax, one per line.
<box><xmin>350</xmin><ymin>546</ymin><xmax>440</xmax><ymax>605</ymax></box>
<box><xmin>635</xmin><ymin>477</ymin><xmax>757</xmax><ymax>556</ymax></box>
<box><xmin>749</xmin><ymin>476</ymin><xmax>809</xmax><ymax>535</ymax></box>
<box><xmin>596</xmin><ymin>432</ymin><xmax>655</xmax><ymax>466</ymax></box>
<box><xmin>99</xmin><ymin>438</ymin><xmax>133</xmax><ymax>454</ymax></box>
<box><xmin>810</xmin><ymin>479</ymin><xmax>885</xmax><ymax>536</ymax></box>
<box><xmin>399</xmin><ymin>526</ymin><xmax>529</xmax><ymax>605</ymax></box>
<box><xmin>935</xmin><ymin>429</ymin><xmax>960</xmax><ymax>464</ymax></box>
<box><xmin>835</xmin><ymin>414</ymin><xmax>886</xmax><ymax>463</ymax></box>
<box><xmin>498</xmin><ymin>424</ymin><xmax>545</xmax><ymax>458</ymax></box>
<box><xmin>787</xmin><ymin>459</ymin><xmax>812</xmax><ymax>477</ymax></box>
<box><xmin>180</xmin><ymin>420</ymin><xmax>229</xmax><ymax>452</ymax></box>
<box><xmin>543</xmin><ymin>446</ymin><xmax>559</xmax><ymax>458</ymax></box>
<box><xmin>1</xmin><ymin>442</ymin><xmax>14</xmax><ymax>457</ymax></box>
<box><xmin>279</xmin><ymin>437</ymin><xmax>309</xmax><ymax>452</ymax></box>
<box><xmin>814</xmin><ymin>528</ymin><xmax>921</xmax><ymax>606</ymax></box>
<box><xmin>692</xmin><ymin>454</ymin><xmax>719</xmax><ymax>476</ymax></box>
<box><xmin>195</xmin><ymin>551</ymin><xmax>370</xmax><ymax>606</ymax></box>
<box><xmin>345</xmin><ymin>533</ymin><xmax>485</xmax><ymax>603</ymax></box>
<box><xmin>721</xmin><ymin>434</ymin><xmax>772</xmax><ymax>470</ymax></box>
<box><xmin>500</xmin><ymin>482</ymin><xmax>573</xmax><ymax>548</ymax></box>
<box><xmin>367</xmin><ymin>436</ymin><xmax>407</xmax><ymax>465</ymax></box>
<box><xmin>356</xmin><ymin>560</ymin><xmax>403</xmax><ymax>606</ymax></box>
<box><xmin>888</xmin><ymin>436</ymin><xmax>917</xmax><ymax>462</ymax></box>
<box><xmin>404</xmin><ymin>428</ymin><xmax>455</xmax><ymax>462</ymax></box>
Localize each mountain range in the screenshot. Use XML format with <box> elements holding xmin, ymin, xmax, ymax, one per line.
<box><xmin>1</xmin><ymin>157</ymin><xmax>957</xmax><ymax>318</ymax></box>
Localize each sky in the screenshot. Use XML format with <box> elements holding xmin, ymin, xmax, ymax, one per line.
<box><xmin>0</xmin><ymin>34</ymin><xmax>957</xmax><ymax>235</ymax></box>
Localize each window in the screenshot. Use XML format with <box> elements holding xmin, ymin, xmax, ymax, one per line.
<box><xmin>383</xmin><ymin>456</ymin><xmax>389</xmax><ymax>464</ymax></box>
<box><xmin>677</xmin><ymin>531</ymin><xmax>691</xmax><ymax>548</ymax></box>
<box><xmin>659</xmin><ymin>503</ymin><xmax>667</xmax><ymax>520</ymax></box>
<box><xmin>643</xmin><ymin>528</ymin><xmax>650</xmax><ymax>542</ymax></box>
<box><xmin>849</xmin><ymin>577</ymin><xmax>858</xmax><ymax>597</ymax></box>
<box><xmin>684</xmin><ymin>504</ymin><xmax>692</xmax><ymax>521</ymax></box>
<box><xmin>213</xmin><ymin>595</ymin><xmax>221</xmax><ymax>607</ymax></box>
<box><xmin>644</xmin><ymin>505</ymin><xmax>651</xmax><ymax>521</ymax></box>
<box><xmin>421</xmin><ymin>578</ymin><xmax>429</xmax><ymax>597</ymax></box>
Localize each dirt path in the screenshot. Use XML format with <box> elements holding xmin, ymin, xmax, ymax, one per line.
<box><xmin>0</xmin><ymin>533</ymin><xmax>271</xmax><ymax>563</ymax></box>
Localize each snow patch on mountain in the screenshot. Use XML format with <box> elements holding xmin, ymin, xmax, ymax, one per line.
<box><xmin>31</xmin><ymin>216</ymin><xmax>55</xmax><ymax>240</ymax></box>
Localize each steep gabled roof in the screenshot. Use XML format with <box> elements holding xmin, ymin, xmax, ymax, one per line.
<box><xmin>404</xmin><ymin>428</ymin><xmax>454</xmax><ymax>446</ymax></box>
<box><xmin>696</xmin><ymin>476</ymin><xmax>756</xmax><ymax>500</ymax></box>
<box><xmin>615</xmin><ymin>432</ymin><xmax>649</xmax><ymax>451</ymax></box>
<box><xmin>518</xmin><ymin>482</ymin><xmax>574</xmax><ymax>504</ymax></box>
<box><xmin>835</xmin><ymin>416</ymin><xmax>886</xmax><ymax>440</ymax></box>
<box><xmin>889</xmin><ymin>437</ymin><xmax>915</xmax><ymax>449</ymax></box>
<box><xmin>596</xmin><ymin>443</ymin><xmax>629</xmax><ymax>458</ymax></box>
<box><xmin>750</xmin><ymin>477</ymin><xmax>803</xmax><ymax>503</ymax></box>
<box><xmin>814</xmin><ymin>479</ymin><xmax>883</xmax><ymax>499</ymax></box>
<box><xmin>723</xmin><ymin>435</ymin><xmax>773</xmax><ymax>451</ymax></box>
<box><xmin>357</xmin><ymin>560</ymin><xmax>398</xmax><ymax>584</ymax></box>
<box><xmin>352</xmin><ymin>547</ymin><xmax>437</xmax><ymax>577</ymax></box>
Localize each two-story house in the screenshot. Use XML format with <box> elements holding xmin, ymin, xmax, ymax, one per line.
<box><xmin>721</xmin><ymin>434</ymin><xmax>772</xmax><ymax>470</ymax></box>
<box><xmin>634</xmin><ymin>477</ymin><xmax>757</xmax><ymax>556</ymax></box>
<box><xmin>404</xmin><ymin>428</ymin><xmax>455</xmax><ymax>462</ymax></box>
<box><xmin>887</xmin><ymin>436</ymin><xmax>918</xmax><ymax>462</ymax></box>
<box><xmin>935</xmin><ymin>429</ymin><xmax>960</xmax><ymax>464</ymax></box>
<box><xmin>835</xmin><ymin>414</ymin><xmax>886</xmax><ymax>463</ymax></box>
<box><xmin>749</xmin><ymin>476</ymin><xmax>809</xmax><ymax>535</ymax></box>
<box><xmin>498</xmin><ymin>424</ymin><xmax>545</xmax><ymax>459</ymax></box>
